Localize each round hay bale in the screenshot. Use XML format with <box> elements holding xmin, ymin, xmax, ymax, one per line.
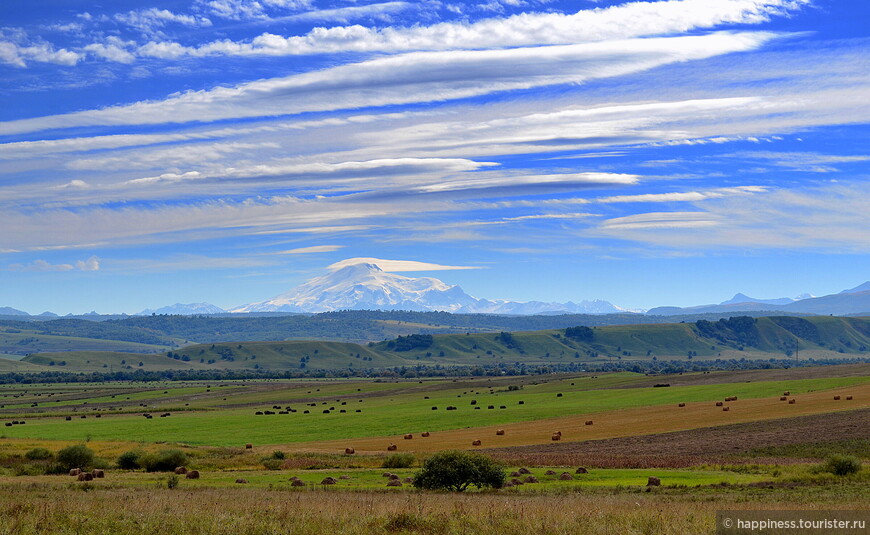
<box><xmin>678</xmin><ymin>403</ymin><xmax>686</xmax><ymax>407</ymax></box>
<box><xmin>783</xmin><ymin>391</ymin><xmax>790</xmax><ymax>396</ymax></box>
<box><xmin>402</xmin><ymin>477</ymin><xmax>413</xmax><ymax>484</ymax></box>
<box><xmin>523</xmin><ymin>476</ymin><xmax>539</xmax><ymax>483</ymax></box>
<box><xmin>387</xmin><ymin>444</ymin><xmax>397</xmax><ymax>451</ymax></box>
<box><xmin>780</xmin><ymin>396</ymin><xmax>787</xmax><ymax>401</ymax></box>
<box><xmin>559</xmin><ymin>473</ymin><xmax>573</xmax><ymax>481</ymax></box>
<box><xmin>647</xmin><ymin>476</ymin><xmax>661</xmax><ymax>487</ymax></box>
<box><xmin>472</xmin><ymin>440</ymin><xmax>482</xmax><ymax>446</ymax></box>
<box><xmin>69</xmin><ymin>468</ymin><xmax>82</xmax><ymax>476</ymax></box>
<box><xmin>551</xmin><ymin>433</ymin><xmax>561</xmax><ymax>441</ymax></box>
<box><xmin>65</xmin><ymin>416</ymin><xmax>72</xmax><ymax>421</ymax></box>
<box><xmin>503</xmin><ymin>481</ymin><xmax>515</xmax><ymax>488</ymax></box>
<box><xmin>339</xmin><ymin>475</ymin><xmax>351</xmax><ymax>480</ymax></box>
<box><xmin>847</xmin><ymin>396</ymin><xmax>853</xmax><ymax>400</ymax></box>
<box><xmin>585</xmin><ymin>420</ymin><xmax>593</xmax><ymax>426</ymax></box>
<box><xmin>556</xmin><ymin>393</ymin><xmax>563</xmax><ymax>397</ymax></box>
<box><xmin>245</xmin><ymin>443</ymin><xmax>253</xmax><ymax>449</ymax></box>
<box><xmin>722</xmin><ymin>406</ymin><xmax>730</xmax><ymax>411</ymax></box>
<box><xmin>320</xmin><ymin>477</ymin><xmax>337</xmax><ymax>485</ymax></box>
<box><xmin>510</xmin><ymin>478</ymin><xmax>523</xmax><ymax>485</ymax></box>
<box><xmin>386</xmin><ymin>479</ymin><xmax>402</xmax><ymax>487</ymax></box>
<box><xmin>510</xmin><ymin>471</ymin><xmax>521</xmax><ymax>477</ymax></box>
<box><xmin>345</xmin><ymin>448</ymin><xmax>355</xmax><ymax>454</ymax></box>
<box><xmin>715</xmin><ymin>402</ymin><xmax>724</xmax><ymax>407</ymax></box>
<box><xmin>93</xmin><ymin>469</ymin><xmax>105</xmax><ymax>478</ymax></box>
<box><xmin>544</xmin><ymin>470</ymin><xmax>557</xmax><ymax>475</ymax></box>
<box><xmin>403</xmin><ymin>434</ymin><xmax>413</xmax><ymax>440</ymax></box>
<box><xmin>235</xmin><ymin>478</ymin><xmax>248</xmax><ymax>484</ymax></box>
<box><xmin>788</xmin><ymin>399</ymin><xmax>796</xmax><ymax>404</ymax></box>
<box><xmin>496</xmin><ymin>429</ymin><xmax>505</xmax><ymax>436</ymax></box>
<box><xmin>834</xmin><ymin>396</ymin><xmax>841</xmax><ymax>400</ymax></box>
<box><xmin>382</xmin><ymin>472</ymin><xmax>393</xmax><ymax>478</ymax></box>
<box><xmin>77</xmin><ymin>472</ymin><xmax>93</xmax><ymax>482</ymax></box>
<box><xmin>174</xmin><ymin>466</ymin><xmax>187</xmax><ymax>475</ymax></box>
<box><xmin>389</xmin><ymin>474</ymin><xmax>400</xmax><ymax>480</ymax></box>
<box><xmin>291</xmin><ymin>479</ymin><xmax>305</xmax><ymax>487</ymax></box>
<box><xmin>421</xmin><ymin>432</ymin><xmax>430</xmax><ymax>437</ymax></box>
<box><xmin>185</xmin><ymin>470</ymin><xmax>200</xmax><ymax>479</ymax></box>
<box><xmin>576</xmin><ymin>467</ymin><xmax>588</xmax><ymax>474</ymax></box>
<box><xmin>518</xmin><ymin>467</ymin><xmax>531</xmax><ymax>474</ymax></box>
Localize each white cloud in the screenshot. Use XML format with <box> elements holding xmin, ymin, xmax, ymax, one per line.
<box><xmin>414</xmin><ymin>172</ymin><xmax>638</xmax><ymax>193</ymax></box>
<box><xmin>327</xmin><ymin>257</ymin><xmax>482</xmax><ymax>272</ymax></box>
<box><xmin>599</xmin><ymin>212</ymin><xmax>721</xmax><ymax>230</ymax></box>
<box><xmin>0</xmin><ymin>39</ymin><xmax>82</xmax><ymax>67</ymax></box>
<box><xmin>9</xmin><ymin>256</ymin><xmax>100</xmax><ymax>272</ymax></box>
<box><xmin>115</xmin><ymin>8</ymin><xmax>212</xmax><ymax>34</ymax></box>
<box><xmin>267</xmin><ymin>245</ymin><xmax>344</xmax><ymax>254</ymax></box>
<box><xmin>1</xmin><ymin>32</ymin><xmax>777</xmax><ymax>134</ymax></box>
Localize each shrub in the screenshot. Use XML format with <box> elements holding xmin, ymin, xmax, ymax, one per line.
<box><xmin>412</xmin><ymin>450</ymin><xmax>505</xmax><ymax>491</ymax></box>
<box><xmin>382</xmin><ymin>453</ymin><xmax>415</xmax><ymax>469</ymax></box>
<box><xmin>261</xmin><ymin>458</ymin><xmax>283</xmax><ymax>470</ymax></box>
<box><xmin>166</xmin><ymin>474</ymin><xmax>179</xmax><ymax>489</ymax></box>
<box><xmin>271</xmin><ymin>450</ymin><xmax>286</xmax><ymax>460</ymax></box>
<box><xmin>821</xmin><ymin>454</ymin><xmax>862</xmax><ymax>476</ymax></box>
<box><xmin>116</xmin><ymin>450</ymin><xmax>143</xmax><ymax>470</ymax></box>
<box><xmin>56</xmin><ymin>445</ymin><xmax>95</xmax><ymax>471</ymax></box>
<box><xmin>140</xmin><ymin>449</ymin><xmax>189</xmax><ymax>472</ymax></box>
<box><xmin>25</xmin><ymin>448</ymin><xmax>53</xmax><ymax>461</ymax></box>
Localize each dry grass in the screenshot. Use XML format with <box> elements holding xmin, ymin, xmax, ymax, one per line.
<box><xmin>1</xmin><ymin>484</ymin><xmax>866</xmax><ymax>535</ymax></box>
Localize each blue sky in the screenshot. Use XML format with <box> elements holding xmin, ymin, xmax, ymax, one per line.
<box><xmin>1</xmin><ymin>0</ymin><xmax>869</xmax><ymax>314</ymax></box>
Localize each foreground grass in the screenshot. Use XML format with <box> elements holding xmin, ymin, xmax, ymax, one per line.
<box><xmin>1</xmin><ymin>479</ymin><xmax>868</xmax><ymax>535</ymax></box>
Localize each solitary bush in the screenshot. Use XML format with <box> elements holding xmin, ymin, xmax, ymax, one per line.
<box><xmin>56</xmin><ymin>445</ymin><xmax>95</xmax><ymax>471</ymax></box>
<box><xmin>383</xmin><ymin>453</ymin><xmax>415</xmax><ymax>469</ymax></box>
<box><xmin>116</xmin><ymin>450</ymin><xmax>143</xmax><ymax>470</ymax></box>
<box><xmin>139</xmin><ymin>449</ymin><xmax>189</xmax><ymax>472</ymax></box>
<box><xmin>413</xmin><ymin>450</ymin><xmax>505</xmax><ymax>491</ymax></box>
<box><xmin>25</xmin><ymin>448</ymin><xmax>53</xmax><ymax>461</ymax></box>
<box><xmin>821</xmin><ymin>454</ymin><xmax>862</xmax><ymax>476</ymax></box>
<box><xmin>166</xmin><ymin>474</ymin><xmax>180</xmax><ymax>489</ymax></box>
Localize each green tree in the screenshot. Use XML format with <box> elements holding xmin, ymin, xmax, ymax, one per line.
<box><xmin>412</xmin><ymin>450</ymin><xmax>504</xmax><ymax>492</ymax></box>
<box><xmin>56</xmin><ymin>444</ymin><xmax>96</xmax><ymax>471</ymax></box>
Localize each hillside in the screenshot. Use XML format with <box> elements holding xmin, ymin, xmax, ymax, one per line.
<box><xmin>15</xmin><ymin>315</ymin><xmax>870</xmax><ymax>374</ymax></box>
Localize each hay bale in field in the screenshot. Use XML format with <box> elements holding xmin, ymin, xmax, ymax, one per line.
<box><xmin>556</xmin><ymin>393</ymin><xmax>563</xmax><ymax>397</ymax></box>
<box><xmin>559</xmin><ymin>473</ymin><xmax>573</xmax><ymax>481</ymax></box>
<box><xmin>345</xmin><ymin>448</ymin><xmax>355</xmax><ymax>455</ymax></box>
<box><xmin>585</xmin><ymin>420</ymin><xmax>593</xmax><ymax>426</ymax></box>
<box><xmin>678</xmin><ymin>403</ymin><xmax>686</xmax><ymax>407</ymax></box>
<box><xmin>647</xmin><ymin>476</ymin><xmax>661</xmax><ymax>487</ymax></box>
<box><xmin>339</xmin><ymin>475</ymin><xmax>351</xmax><ymax>480</ymax></box>
<box><xmin>510</xmin><ymin>471</ymin><xmax>521</xmax><ymax>477</ymax></box>
<box><xmin>320</xmin><ymin>477</ymin><xmax>337</xmax><ymax>485</ymax></box>
<box><xmin>722</xmin><ymin>406</ymin><xmax>730</xmax><ymax>412</ymax></box>
<box><xmin>545</xmin><ymin>470</ymin><xmax>557</xmax><ymax>475</ymax></box>
<box><xmin>387</xmin><ymin>444</ymin><xmax>398</xmax><ymax>451</ymax></box>
<box><xmin>431</xmin><ymin>406</ymin><xmax>438</xmax><ymax>410</ymax></box>
<box><xmin>518</xmin><ymin>401</ymin><xmax>524</xmax><ymax>405</ymax></box>
<box><xmin>503</xmin><ymin>481</ymin><xmax>515</xmax><ymax>488</ymax></box>
<box><xmin>783</xmin><ymin>391</ymin><xmax>790</xmax><ymax>396</ymax></box>
<box><xmin>185</xmin><ymin>470</ymin><xmax>200</xmax><ymax>479</ymax></box>
<box><xmin>245</xmin><ymin>443</ymin><xmax>253</xmax><ymax>449</ymax></box>
<box><xmin>93</xmin><ymin>469</ymin><xmax>104</xmax><ymax>478</ymax></box>
<box><xmin>403</xmin><ymin>477</ymin><xmax>413</xmax><ymax>484</ymax></box>
<box><xmin>518</xmin><ymin>468</ymin><xmax>531</xmax><ymax>474</ymax></box>
<box><xmin>383</xmin><ymin>472</ymin><xmax>393</xmax><ymax>478</ymax></box>
<box><xmin>551</xmin><ymin>433</ymin><xmax>561</xmax><ymax>441</ymax></box>
<box><xmin>510</xmin><ymin>479</ymin><xmax>523</xmax><ymax>486</ymax></box>
<box><xmin>77</xmin><ymin>472</ymin><xmax>93</xmax><ymax>481</ymax></box>
<box><xmin>290</xmin><ymin>476</ymin><xmax>300</xmax><ymax>481</ymax></box>
<box><xmin>496</xmin><ymin>429</ymin><xmax>505</xmax><ymax>436</ymax></box>
<box><xmin>576</xmin><ymin>467</ymin><xmax>589</xmax><ymax>474</ymax></box>
<box><xmin>235</xmin><ymin>478</ymin><xmax>248</xmax><ymax>484</ymax></box>
<box><xmin>834</xmin><ymin>396</ymin><xmax>841</xmax><ymax>400</ymax></box>
<box><xmin>65</xmin><ymin>416</ymin><xmax>72</xmax><ymax>421</ymax></box>
<box><xmin>403</xmin><ymin>434</ymin><xmax>413</xmax><ymax>440</ymax></box>
<box><xmin>472</xmin><ymin>440</ymin><xmax>482</xmax><ymax>446</ymax></box>
<box><xmin>715</xmin><ymin>402</ymin><xmax>724</xmax><ymax>407</ymax></box>
<box><xmin>421</xmin><ymin>432</ymin><xmax>430</xmax><ymax>437</ymax></box>
<box><xmin>389</xmin><ymin>474</ymin><xmax>400</xmax><ymax>480</ymax></box>
<box><xmin>487</xmin><ymin>405</ymin><xmax>495</xmax><ymax>410</ymax></box>
<box><xmin>174</xmin><ymin>466</ymin><xmax>187</xmax><ymax>474</ymax></box>
<box><xmin>69</xmin><ymin>468</ymin><xmax>82</xmax><ymax>476</ymax></box>
<box><xmin>386</xmin><ymin>479</ymin><xmax>402</xmax><ymax>487</ymax></box>
<box><xmin>523</xmin><ymin>476</ymin><xmax>539</xmax><ymax>483</ymax></box>
<box><xmin>847</xmin><ymin>396</ymin><xmax>853</xmax><ymax>400</ymax></box>
<box><xmin>780</xmin><ymin>396</ymin><xmax>787</xmax><ymax>401</ymax></box>
<box><xmin>291</xmin><ymin>479</ymin><xmax>305</xmax><ymax>487</ymax></box>
<box><xmin>788</xmin><ymin>399</ymin><xmax>796</xmax><ymax>404</ymax></box>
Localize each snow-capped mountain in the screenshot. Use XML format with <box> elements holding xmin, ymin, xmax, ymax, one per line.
<box><xmin>231</xmin><ymin>262</ymin><xmax>628</xmax><ymax>315</ymax></box>
<box><xmin>139</xmin><ymin>303</ymin><xmax>226</xmax><ymax>315</ymax></box>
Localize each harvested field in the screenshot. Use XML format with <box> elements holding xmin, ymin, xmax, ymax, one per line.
<box><xmin>289</xmin><ymin>382</ymin><xmax>870</xmax><ymax>454</ymax></box>
<box><xmin>486</xmin><ymin>408</ymin><xmax>870</xmax><ymax>468</ymax></box>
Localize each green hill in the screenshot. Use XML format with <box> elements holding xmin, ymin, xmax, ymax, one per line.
<box><xmin>17</xmin><ymin>315</ymin><xmax>870</xmax><ymax>373</ymax></box>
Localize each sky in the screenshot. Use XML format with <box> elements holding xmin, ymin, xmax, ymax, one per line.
<box><xmin>1</xmin><ymin>0</ymin><xmax>869</xmax><ymax>315</ymax></box>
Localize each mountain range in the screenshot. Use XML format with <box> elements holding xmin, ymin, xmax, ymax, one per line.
<box><xmin>230</xmin><ymin>262</ymin><xmax>628</xmax><ymax>315</ymax></box>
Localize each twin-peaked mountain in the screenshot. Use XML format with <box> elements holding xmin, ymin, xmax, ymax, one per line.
<box><xmin>230</xmin><ymin>263</ymin><xmax>626</xmax><ymax>315</ymax></box>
